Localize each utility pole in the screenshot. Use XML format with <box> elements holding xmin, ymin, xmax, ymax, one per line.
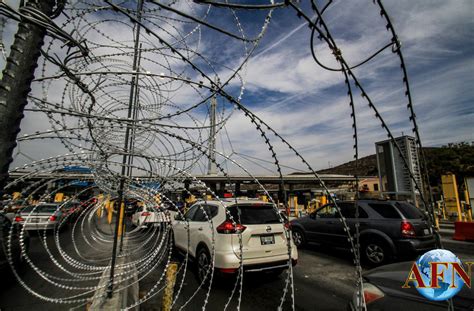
<box><xmin>107</xmin><ymin>0</ymin><xmax>144</xmax><ymax>298</ymax></box>
<box><xmin>0</xmin><ymin>0</ymin><xmax>56</xmax><ymax>195</ymax></box>
<box><xmin>207</xmin><ymin>79</ymin><xmax>218</xmax><ymax>175</ymax></box>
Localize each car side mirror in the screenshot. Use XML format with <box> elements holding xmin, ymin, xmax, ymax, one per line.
<box><xmin>174</xmin><ymin>214</ymin><xmax>183</xmax><ymax>221</ymax></box>
<box><xmin>310</xmin><ymin>213</ymin><xmax>316</xmax><ymax>219</ymax></box>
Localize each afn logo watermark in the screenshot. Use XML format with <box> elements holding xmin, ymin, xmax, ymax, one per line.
<box><xmin>403</xmin><ymin>249</ymin><xmax>473</xmax><ymax>301</ymax></box>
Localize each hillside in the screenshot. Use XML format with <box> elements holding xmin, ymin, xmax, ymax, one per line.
<box><xmin>316</xmin><ymin>143</ymin><xmax>474</xmax><ymax>187</ymax></box>
<box><xmin>317</xmin><ymin>154</ymin><xmax>377</xmax><ymax>176</ymax></box>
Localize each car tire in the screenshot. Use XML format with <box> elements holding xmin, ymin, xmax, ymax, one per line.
<box><xmin>292</xmin><ymin>228</ymin><xmax>306</xmax><ymax>248</ymax></box>
<box><xmin>196</xmin><ymin>246</ymin><xmax>212</xmax><ymax>286</ymax></box>
<box><xmin>362</xmin><ymin>237</ymin><xmax>392</xmax><ymax>266</ymax></box>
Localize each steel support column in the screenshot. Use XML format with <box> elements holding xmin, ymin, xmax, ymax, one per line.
<box><xmin>0</xmin><ymin>0</ymin><xmax>56</xmax><ymax>194</ymax></box>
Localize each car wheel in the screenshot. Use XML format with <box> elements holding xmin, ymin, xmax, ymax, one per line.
<box><xmin>196</xmin><ymin>247</ymin><xmax>212</xmax><ymax>285</ymax></box>
<box><xmin>292</xmin><ymin>229</ymin><xmax>306</xmax><ymax>248</ymax></box>
<box><xmin>362</xmin><ymin>237</ymin><xmax>392</xmax><ymax>266</ymax></box>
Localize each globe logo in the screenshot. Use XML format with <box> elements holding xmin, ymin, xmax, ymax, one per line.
<box><xmin>404</xmin><ymin>249</ymin><xmax>470</xmax><ymax>301</ymax></box>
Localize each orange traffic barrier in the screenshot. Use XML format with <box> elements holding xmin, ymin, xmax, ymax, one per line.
<box><xmin>453</xmin><ymin>221</ymin><xmax>474</xmax><ymax>241</ymax></box>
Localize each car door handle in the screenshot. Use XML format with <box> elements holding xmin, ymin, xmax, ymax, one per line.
<box><xmin>198</xmin><ymin>227</ymin><xmax>203</xmax><ymax>231</ymax></box>
<box><xmin>326</xmin><ymin>221</ymin><xmax>334</xmax><ymax>224</ymax></box>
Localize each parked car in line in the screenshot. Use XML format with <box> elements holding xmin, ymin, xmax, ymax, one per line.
<box><xmin>290</xmin><ymin>200</ymin><xmax>436</xmax><ymax>266</ymax></box>
<box><xmin>131</xmin><ymin>206</ymin><xmax>170</xmax><ymax>228</ymax></box>
<box><xmin>63</xmin><ymin>200</ymin><xmax>82</xmax><ymax>222</ymax></box>
<box><xmin>0</xmin><ymin>213</ymin><xmax>29</xmax><ymax>273</ymax></box>
<box><xmin>13</xmin><ymin>203</ymin><xmax>65</xmax><ymax>231</ymax></box>
<box><xmin>348</xmin><ymin>261</ymin><xmax>474</xmax><ymax>310</ymax></box>
<box><xmin>125</xmin><ymin>199</ymin><xmax>140</xmax><ymax>217</ymax></box>
<box><xmin>2</xmin><ymin>199</ymin><xmax>27</xmax><ymax>214</ymax></box>
<box><xmin>162</xmin><ymin>201</ymin><xmax>184</xmax><ymax>223</ymax></box>
<box><xmin>172</xmin><ymin>199</ymin><xmax>297</xmax><ymax>284</ymax></box>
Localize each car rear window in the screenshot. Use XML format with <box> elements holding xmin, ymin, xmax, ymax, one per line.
<box><xmin>227</xmin><ymin>204</ymin><xmax>280</xmax><ymax>225</ymax></box>
<box><xmin>368</xmin><ymin>203</ymin><xmax>401</xmax><ymax>219</ymax></box>
<box><xmin>395</xmin><ymin>202</ymin><xmax>425</xmax><ymax>219</ymax></box>
<box><xmin>22</xmin><ymin>205</ymin><xmax>58</xmax><ymax>213</ymax></box>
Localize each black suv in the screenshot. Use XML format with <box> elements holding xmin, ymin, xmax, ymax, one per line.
<box><xmin>290</xmin><ymin>200</ymin><xmax>436</xmax><ymax>266</ymax></box>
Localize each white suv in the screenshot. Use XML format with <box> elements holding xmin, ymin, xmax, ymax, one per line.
<box><xmin>172</xmin><ymin>199</ymin><xmax>298</xmax><ymax>283</ymax></box>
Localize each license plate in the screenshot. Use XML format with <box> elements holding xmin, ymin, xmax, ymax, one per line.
<box><xmin>29</xmin><ymin>218</ymin><xmax>39</xmax><ymax>223</ymax></box>
<box><xmin>423</xmin><ymin>228</ymin><xmax>430</xmax><ymax>235</ymax></box>
<box><xmin>260</xmin><ymin>235</ymin><xmax>274</xmax><ymax>245</ymax></box>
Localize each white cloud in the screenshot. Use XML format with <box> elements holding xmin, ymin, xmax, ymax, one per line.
<box><xmin>2</xmin><ymin>0</ymin><xmax>473</xmax><ymax>176</ymax></box>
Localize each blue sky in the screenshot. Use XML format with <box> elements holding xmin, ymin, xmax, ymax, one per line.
<box><xmin>211</xmin><ymin>0</ymin><xmax>474</xmax><ymax>172</ymax></box>
<box><xmin>1</xmin><ymin>0</ymin><xmax>473</xmax><ymax>175</ymax></box>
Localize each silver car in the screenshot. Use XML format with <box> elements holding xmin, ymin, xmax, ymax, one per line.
<box><xmin>14</xmin><ymin>204</ymin><xmax>65</xmax><ymax>231</ymax></box>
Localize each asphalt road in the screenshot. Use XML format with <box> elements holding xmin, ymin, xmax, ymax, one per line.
<box><xmin>1</xmin><ymin>223</ymin><xmax>473</xmax><ymax>311</ymax></box>
<box><xmin>139</xmin><ymin>245</ymin><xmax>361</xmax><ymax>311</ymax></box>
<box><xmin>139</xmin><ymin>240</ymin><xmax>474</xmax><ymax>311</ymax></box>
<box><xmin>0</xmin><ymin>222</ymin><xmax>358</xmax><ymax>311</ymax></box>
<box><xmin>0</xmin><ymin>221</ymin><xmax>115</xmax><ymax>311</ymax></box>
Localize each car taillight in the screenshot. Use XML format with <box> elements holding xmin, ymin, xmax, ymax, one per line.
<box><xmin>363</xmin><ymin>283</ymin><xmax>385</xmax><ymax>305</ymax></box>
<box><xmin>49</xmin><ymin>215</ymin><xmax>57</xmax><ymax>221</ymax></box>
<box><xmin>353</xmin><ymin>283</ymin><xmax>385</xmax><ymax>307</ymax></box>
<box><xmin>284</xmin><ymin>222</ymin><xmax>291</xmax><ymax>230</ymax></box>
<box><xmin>141</xmin><ymin>212</ymin><xmax>151</xmax><ymax>217</ymax></box>
<box><xmin>15</xmin><ymin>216</ymin><xmax>24</xmax><ymax>222</ymax></box>
<box><xmin>216</xmin><ymin>221</ymin><xmax>246</xmax><ymax>234</ymax></box>
<box><xmin>401</xmin><ymin>220</ymin><xmax>416</xmax><ymax>238</ymax></box>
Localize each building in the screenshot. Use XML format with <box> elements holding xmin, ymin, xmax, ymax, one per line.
<box><xmin>375</xmin><ymin>136</ymin><xmax>422</xmax><ymax>201</ymax></box>
<box><xmin>359</xmin><ymin>177</ymin><xmax>380</xmax><ymax>192</ymax></box>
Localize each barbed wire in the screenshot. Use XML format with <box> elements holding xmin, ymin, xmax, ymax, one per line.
<box><xmin>0</xmin><ymin>1</ymin><xmax>436</xmax><ymax>310</ymax></box>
